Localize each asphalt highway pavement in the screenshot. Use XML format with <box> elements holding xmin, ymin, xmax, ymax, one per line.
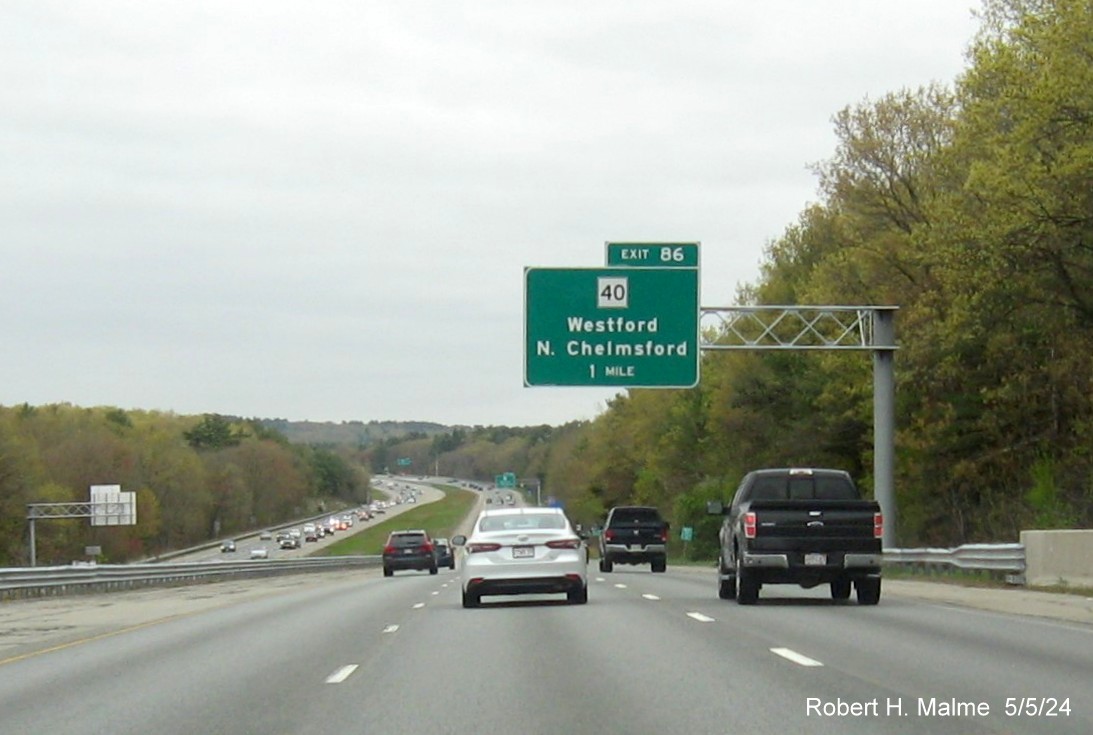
<box><xmin>0</xmin><ymin>563</ymin><xmax>1090</xmax><ymax>735</ymax></box>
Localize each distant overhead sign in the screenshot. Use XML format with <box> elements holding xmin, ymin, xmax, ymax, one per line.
<box><xmin>90</xmin><ymin>485</ymin><xmax>137</xmax><ymax>526</ymax></box>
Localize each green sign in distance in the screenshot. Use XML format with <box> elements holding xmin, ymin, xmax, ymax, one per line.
<box><xmin>605</xmin><ymin>242</ymin><xmax>700</xmax><ymax>269</ymax></box>
<box><xmin>524</xmin><ymin>267</ymin><xmax>699</xmax><ymax>387</ymax></box>
<box><xmin>396</xmin><ymin>457</ymin><xmax>411</xmax><ymax>467</ymax></box>
<box><xmin>681</xmin><ymin>526</ymin><xmax>694</xmax><ymax>542</ymax></box>
<box><xmin>495</xmin><ymin>472</ymin><xmax>517</xmax><ymax>488</ymax></box>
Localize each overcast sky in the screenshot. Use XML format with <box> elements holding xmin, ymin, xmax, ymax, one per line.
<box><xmin>2</xmin><ymin>1</ymin><xmax>980</xmax><ymax>427</ymax></box>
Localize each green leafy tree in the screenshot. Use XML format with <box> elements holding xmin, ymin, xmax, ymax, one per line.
<box><xmin>184</xmin><ymin>414</ymin><xmax>247</xmax><ymax>450</ymax></box>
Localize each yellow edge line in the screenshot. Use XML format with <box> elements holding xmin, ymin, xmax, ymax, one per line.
<box><xmin>0</xmin><ymin>611</ymin><xmax>199</xmax><ymax>667</ymax></box>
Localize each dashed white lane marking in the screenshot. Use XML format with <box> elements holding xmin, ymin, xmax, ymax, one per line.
<box><xmin>771</xmin><ymin>647</ymin><xmax>824</xmax><ymax>667</ymax></box>
<box><xmin>431</xmin><ymin>591</ymin><xmax>440</xmax><ymax>596</ymax></box>
<box><xmin>614</xmin><ymin>583</ymin><xmax>628</xmax><ymax>589</ymax></box>
<box><xmin>642</xmin><ymin>594</ymin><xmax>660</xmax><ymax>601</ymax></box>
<box><xmin>413</xmin><ymin>603</ymin><xmax>426</xmax><ymax>609</ymax></box>
<box><xmin>382</xmin><ymin>625</ymin><xmax>399</xmax><ymax>634</ymax></box>
<box><xmin>686</xmin><ymin>612</ymin><xmax>716</xmax><ymax>623</ymax></box>
<box><xmin>326</xmin><ymin>665</ymin><xmax>359</xmax><ymax>684</ymax></box>
<box><xmin>595</xmin><ymin>577</ymin><xmax>606</xmax><ymax>583</ymax></box>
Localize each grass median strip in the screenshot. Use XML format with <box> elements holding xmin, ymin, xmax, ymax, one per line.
<box><xmin>315</xmin><ymin>486</ymin><xmax>477</xmax><ymax>556</ymax></box>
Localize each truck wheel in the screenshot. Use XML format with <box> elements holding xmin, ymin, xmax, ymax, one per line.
<box><xmin>461</xmin><ymin>589</ymin><xmax>479</xmax><ymax>608</ymax></box>
<box><xmin>855</xmin><ymin>577</ymin><xmax>881</xmax><ymax>605</ymax></box>
<box><xmin>718</xmin><ymin>572</ymin><xmax>737</xmax><ymax>600</ymax></box>
<box><xmin>383</xmin><ymin>567</ymin><xmax>393</xmax><ymax>578</ymax></box>
<box><xmin>736</xmin><ymin>555</ymin><xmax>758</xmax><ymax>605</ymax></box>
<box><xmin>599</xmin><ymin>558</ymin><xmax>613</xmax><ymax>573</ymax></box>
<box><xmin>429</xmin><ymin>564</ymin><xmax>438</xmax><ymax>575</ymax></box>
<box><xmin>830</xmin><ymin>578</ymin><xmax>851</xmax><ymax>601</ymax></box>
<box><xmin>651</xmin><ymin>558</ymin><xmax>667</xmax><ymax>573</ymax></box>
<box><xmin>567</xmin><ymin>585</ymin><xmax>588</xmax><ymax>604</ymax></box>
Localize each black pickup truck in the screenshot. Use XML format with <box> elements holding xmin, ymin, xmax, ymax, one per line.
<box><xmin>707</xmin><ymin>468</ymin><xmax>883</xmax><ymax>605</ymax></box>
<box><xmin>598</xmin><ymin>506</ymin><xmax>669</xmax><ymax>573</ymax></box>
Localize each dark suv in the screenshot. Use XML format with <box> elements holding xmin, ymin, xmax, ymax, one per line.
<box><xmin>383</xmin><ymin>530</ymin><xmax>438</xmax><ymax>577</ymax></box>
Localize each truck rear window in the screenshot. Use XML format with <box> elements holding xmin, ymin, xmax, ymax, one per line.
<box><xmin>609</xmin><ymin>508</ymin><xmax>663</xmax><ymax>524</ymax></box>
<box><xmin>750</xmin><ymin>476</ymin><xmax>858</xmax><ymax>500</ymax></box>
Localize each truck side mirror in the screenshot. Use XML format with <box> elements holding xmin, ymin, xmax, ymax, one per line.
<box><xmin>451</xmin><ymin>535</ymin><xmax>467</xmax><ymax>546</ymax></box>
<box><xmin>706</xmin><ymin>500</ymin><xmax>724</xmax><ymax>515</ymax></box>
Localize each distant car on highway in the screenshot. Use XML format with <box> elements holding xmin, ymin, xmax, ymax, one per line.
<box><xmin>220</xmin><ymin>540</ymin><xmax>236</xmax><ymax>553</ymax></box>
<box><xmin>452</xmin><ymin>507</ymin><xmax>587</xmax><ymax>608</ymax></box>
<box><xmin>249</xmin><ymin>548</ymin><xmax>269</xmax><ymax>559</ymax></box>
<box><xmin>259</xmin><ymin>530</ymin><xmax>273</xmax><ymax>540</ymax></box>
<box><xmin>279</xmin><ymin>536</ymin><xmax>300</xmax><ymax>550</ymax></box>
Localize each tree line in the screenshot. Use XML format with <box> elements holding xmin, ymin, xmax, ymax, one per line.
<box><xmin>0</xmin><ymin>406</ymin><xmax>369</xmax><ymax>566</ymax></box>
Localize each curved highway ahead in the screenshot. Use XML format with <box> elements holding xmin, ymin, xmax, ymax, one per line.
<box><xmin>0</xmin><ymin>565</ymin><xmax>1089</xmax><ymax>735</ymax></box>
<box><xmin>171</xmin><ymin>476</ymin><xmax>445</xmax><ymax>563</ymax></box>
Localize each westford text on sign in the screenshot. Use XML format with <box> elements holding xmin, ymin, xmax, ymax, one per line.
<box><xmin>524</xmin><ymin>267</ymin><xmax>699</xmax><ymax>387</ymax></box>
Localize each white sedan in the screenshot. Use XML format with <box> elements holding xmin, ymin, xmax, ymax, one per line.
<box><xmin>452</xmin><ymin>507</ymin><xmax>588</xmax><ymax>608</ymax></box>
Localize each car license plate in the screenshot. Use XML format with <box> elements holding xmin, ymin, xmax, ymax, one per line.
<box><xmin>404</xmin><ymin>549</ymin><xmax>414</xmax><ymax>555</ymax></box>
<box><xmin>512</xmin><ymin>546</ymin><xmax>534</xmax><ymax>559</ymax></box>
<box><xmin>804</xmin><ymin>553</ymin><xmax>827</xmax><ymax>566</ymax></box>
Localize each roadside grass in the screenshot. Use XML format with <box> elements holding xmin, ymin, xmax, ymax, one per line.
<box><xmin>882</xmin><ymin>565</ymin><xmax>1093</xmax><ymax>596</ymax></box>
<box><xmin>315</xmin><ymin>486</ymin><xmax>477</xmax><ymax>556</ymax></box>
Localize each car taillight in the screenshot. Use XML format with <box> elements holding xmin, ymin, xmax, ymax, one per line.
<box><xmin>658</xmin><ymin>528</ymin><xmax>668</xmax><ymax>542</ymax></box>
<box><xmin>743</xmin><ymin>512</ymin><xmax>757</xmax><ymax>539</ymax></box>
<box><xmin>422</xmin><ymin>543</ymin><xmax>434</xmax><ymax>553</ymax></box>
<box><xmin>873</xmin><ymin>512</ymin><xmax>884</xmax><ymax>539</ymax></box>
<box><xmin>467</xmin><ymin>542</ymin><xmax>502</xmax><ymax>553</ymax></box>
<box><xmin>383</xmin><ymin>545</ymin><xmax>396</xmax><ymax>554</ymax></box>
<box><xmin>546</xmin><ymin>538</ymin><xmax>581</xmax><ymax>549</ymax></box>
<box><xmin>604</xmin><ymin>530</ymin><xmax>616</xmax><ymax>541</ymax></box>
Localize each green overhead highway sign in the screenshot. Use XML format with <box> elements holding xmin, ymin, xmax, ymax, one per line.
<box><xmin>524</xmin><ymin>266</ymin><xmax>699</xmax><ymax>387</ymax></box>
<box><xmin>605</xmin><ymin>242</ymin><xmax>700</xmax><ymax>268</ymax></box>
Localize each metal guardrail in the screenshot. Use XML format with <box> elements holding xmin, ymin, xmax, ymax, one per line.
<box><xmin>0</xmin><ymin>556</ymin><xmax>380</xmax><ymax>601</ymax></box>
<box><xmin>0</xmin><ymin>543</ymin><xmax>1028</xmax><ymax>601</ymax></box>
<box><xmin>884</xmin><ymin>543</ymin><xmax>1026</xmax><ymax>582</ymax></box>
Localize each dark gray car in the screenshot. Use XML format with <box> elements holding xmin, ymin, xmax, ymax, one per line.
<box><xmin>433</xmin><ymin>538</ymin><xmax>455</xmax><ymax>570</ymax></box>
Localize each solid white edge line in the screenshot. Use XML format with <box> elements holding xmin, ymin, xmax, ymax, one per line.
<box><xmin>326</xmin><ymin>665</ymin><xmax>359</xmax><ymax>684</ymax></box>
<box><xmin>770</xmin><ymin>647</ymin><xmax>824</xmax><ymax>667</ymax></box>
<box><xmin>686</xmin><ymin>612</ymin><xmax>715</xmax><ymax>623</ymax></box>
